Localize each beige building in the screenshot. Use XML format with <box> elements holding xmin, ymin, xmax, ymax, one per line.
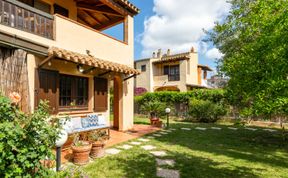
<box><xmin>0</xmin><ymin>0</ymin><xmax>139</xmax><ymax>131</ymax></box>
<box><xmin>135</xmin><ymin>48</ymin><xmax>212</xmax><ymax>92</ymax></box>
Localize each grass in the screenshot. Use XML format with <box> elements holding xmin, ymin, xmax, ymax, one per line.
<box><xmin>80</xmin><ymin>120</ymin><xmax>288</xmax><ymax>178</ymax></box>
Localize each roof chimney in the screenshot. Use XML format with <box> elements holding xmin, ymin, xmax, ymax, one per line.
<box><xmin>167</xmin><ymin>49</ymin><xmax>171</xmax><ymax>56</ymax></box>
<box><xmin>190</xmin><ymin>47</ymin><xmax>195</xmax><ymax>53</ymax></box>
<box><xmin>157</xmin><ymin>49</ymin><xmax>162</xmax><ymax>58</ymax></box>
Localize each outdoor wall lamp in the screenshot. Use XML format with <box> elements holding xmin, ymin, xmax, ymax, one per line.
<box><xmin>165</xmin><ymin>107</ymin><xmax>171</xmax><ymax>128</ymax></box>
<box><xmin>77</xmin><ymin>65</ymin><xmax>84</xmax><ymax>73</ymax></box>
<box><xmin>55</xmin><ymin>129</ymin><xmax>68</xmax><ymax>172</ymax></box>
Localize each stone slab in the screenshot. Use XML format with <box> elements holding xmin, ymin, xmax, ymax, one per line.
<box><xmin>117</xmin><ymin>144</ymin><xmax>133</xmax><ymax>150</ymax></box>
<box><xmin>150</xmin><ymin>151</ymin><xmax>167</xmax><ymax>157</ymax></box>
<box><xmin>156</xmin><ymin>158</ymin><xmax>175</xmax><ymax>166</ymax></box>
<box><xmin>157</xmin><ymin>168</ymin><xmax>180</xmax><ymax>178</ymax></box>
<box><xmin>105</xmin><ymin>148</ymin><xmax>121</xmax><ymax>155</ymax></box>
<box><xmin>181</xmin><ymin>128</ymin><xmax>191</xmax><ymax>131</ymax></box>
<box><xmin>195</xmin><ymin>127</ymin><xmax>207</xmax><ymax>131</ymax></box>
<box><xmin>141</xmin><ymin>145</ymin><xmax>157</xmax><ymax>150</ymax></box>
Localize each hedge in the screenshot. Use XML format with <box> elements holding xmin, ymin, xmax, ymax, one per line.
<box><xmin>135</xmin><ymin>89</ymin><xmax>226</xmax><ymax>105</ymax></box>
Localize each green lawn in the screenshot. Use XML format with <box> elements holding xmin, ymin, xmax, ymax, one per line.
<box><xmin>79</xmin><ymin>120</ymin><xmax>288</xmax><ymax>178</ymax></box>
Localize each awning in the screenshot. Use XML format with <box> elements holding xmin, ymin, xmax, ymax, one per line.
<box><xmin>48</xmin><ymin>47</ymin><xmax>140</xmax><ymax>75</ymax></box>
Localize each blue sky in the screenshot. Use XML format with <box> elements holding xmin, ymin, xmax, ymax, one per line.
<box><xmin>104</xmin><ymin>0</ymin><xmax>230</xmax><ymax>75</ymax></box>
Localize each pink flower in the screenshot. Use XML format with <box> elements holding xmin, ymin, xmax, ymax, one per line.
<box><xmin>9</xmin><ymin>92</ymin><xmax>21</xmax><ymax>104</ymax></box>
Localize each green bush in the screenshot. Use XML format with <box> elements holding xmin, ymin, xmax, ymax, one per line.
<box><xmin>140</xmin><ymin>101</ymin><xmax>167</xmax><ymax>119</ymax></box>
<box><xmin>188</xmin><ymin>99</ymin><xmax>227</xmax><ymax>123</ymax></box>
<box><xmin>0</xmin><ymin>96</ymin><xmax>61</xmax><ymax>177</ymax></box>
<box><xmin>135</xmin><ymin>89</ymin><xmax>226</xmax><ymax>105</ymax></box>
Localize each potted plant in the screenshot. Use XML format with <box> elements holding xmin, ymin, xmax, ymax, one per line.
<box><xmin>71</xmin><ymin>134</ymin><xmax>92</xmax><ymax>165</ymax></box>
<box><xmin>88</xmin><ymin>130</ymin><xmax>108</xmax><ymax>159</ymax></box>
<box><xmin>140</xmin><ymin>101</ymin><xmax>166</xmax><ymax>125</ymax></box>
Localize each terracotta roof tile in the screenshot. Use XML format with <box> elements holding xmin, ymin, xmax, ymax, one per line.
<box><xmin>48</xmin><ymin>47</ymin><xmax>140</xmax><ymax>75</ymax></box>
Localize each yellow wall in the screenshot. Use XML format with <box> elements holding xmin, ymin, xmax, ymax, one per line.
<box><xmin>135</xmin><ymin>51</ymin><xmax>201</xmax><ymax>92</ymax></box>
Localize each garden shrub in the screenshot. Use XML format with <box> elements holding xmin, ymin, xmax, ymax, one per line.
<box><xmin>135</xmin><ymin>89</ymin><xmax>228</xmax><ymax>119</ymax></box>
<box><xmin>140</xmin><ymin>100</ymin><xmax>167</xmax><ymax>119</ymax></box>
<box><xmin>188</xmin><ymin>99</ymin><xmax>228</xmax><ymax>123</ymax></box>
<box><xmin>0</xmin><ymin>96</ymin><xmax>61</xmax><ymax>177</ymax></box>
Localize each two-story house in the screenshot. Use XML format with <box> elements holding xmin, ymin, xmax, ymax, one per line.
<box><xmin>135</xmin><ymin>48</ymin><xmax>212</xmax><ymax>92</ymax></box>
<box><xmin>0</xmin><ymin>0</ymin><xmax>139</xmax><ymax>131</ymax></box>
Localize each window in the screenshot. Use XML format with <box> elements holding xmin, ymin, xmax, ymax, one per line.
<box><xmin>59</xmin><ymin>74</ymin><xmax>88</xmax><ymax>110</ymax></box>
<box><xmin>164</xmin><ymin>66</ymin><xmax>169</xmax><ymax>75</ymax></box>
<box><xmin>34</xmin><ymin>0</ymin><xmax>51</xmax><ymax>14</ymax></box>
<box><xmin>163</xmin><ymin>65</ymin><xmax>180</xmax><ymax>81</ymax></box>
<box><xmin>54</xmin><ymin>4</ymin><xmax>69</xmax><ymax>17</ymax></box>
<box><xmin>141</xmin><ymin>65</ymin><xmax>146</xmax><ymax>72</ymax></box>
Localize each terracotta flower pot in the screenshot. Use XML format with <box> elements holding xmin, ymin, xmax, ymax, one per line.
<box><xmin>90</xmin><ymin>141</ymin><xmax>105</xmax><ymax>159</ymax></box>
<box><xmin>71</xmin><ymin>142</ymin><xmax>92</xmax><ymax>165</ymax></box>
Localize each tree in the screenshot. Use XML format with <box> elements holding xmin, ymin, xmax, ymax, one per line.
<box><xmin>208</xmin><ymin>0</ymin><xmax>288</xmax><ymax>122</ymax></box>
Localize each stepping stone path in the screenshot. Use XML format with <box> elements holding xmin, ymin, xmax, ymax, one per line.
<box><xmin>181</xmin><ymin>128</ymin><xmax>191</xmax><ymax>131</ymax></box>
<box><xmin>150</xmin><ymin>151</ymin><xmax>167</xmax><ymax>157</ymax></box>
<box><xmin>159</xmin><ymin>132</ymin><xmax>168</xmax><ymax>135</ymax></box>
<box><xmin>138</xmin><ymin>138</ymin><xmax>150</xmax><ymax>142</ymax></box>
<box><xmin>130</xmin><ymin>141</ymin><xmax>142</xmax><ymax>145</ymax></box>
<box><xmin>195</xmin><ymin>127</ymin><xmax>207</xmax><ymax>131</ymax></box>
<box><xmin>117</xmin><ymin>144</ymin><xmax>133</xmax><ymax>150</ymax></box>
<box><xmin>153</xmin><ymin>134</ymin><xmax>162</xmax><ymax>137</ymax></box>
<box><xmin>165</xmin><ymin>130</ymin><xmax>172</xmax><ymax>133</ymax></box>
<box><xmin>105</xmin><ymin>148</ymin><xmax>121</xmax><ymax>155</ymax></box>
<box><xmin>141</xmin><ymin>145</ymin><xmax>156</xmax><ymax>150</ymax></box>
<box><xmin>263</xmin><ymin>128</ymin><xmax>277</xmax><ymax>132</ymax></box>
<box><xmin>156</xmin><ymin>158</ymin><xmax>175</xmax><ymax>166</ymax></box>
<box><xmin>147</xmin><ymin>136</ymin><xmax>155</xmax><ymax>139</ymax></box>
<box><xmin>245</xmin><ymin>128</ymin><xmax>257</xmax><ymax>131</ymax></box>
<box><xmin>169</xmin><ymin>128</ymin><xmax>176</xmax><ymax>131</ymax></box>
<box><xmin>157</xmin><ymin>168</ymin><xmax>180</xmax><ymax>178</ymax></box>
<box><xmin>228</xmin><ymin>127</ymin><xmax>238</xmax><ymax>130</ymax></box>
<box><xmin>211</xmin><ymin>127</ymin><xmax>222</xmax><ymax>130</ymax></box>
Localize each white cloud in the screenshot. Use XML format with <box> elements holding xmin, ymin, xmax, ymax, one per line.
<box><xmin>206</xmin><ymin>48</ymin><xmax>224</xmax><ymax>60</ymax></box>
<box><xmin>140</xmin><ymin>0</ymin><xmax>230</xmax><ymax>58</ymax></box>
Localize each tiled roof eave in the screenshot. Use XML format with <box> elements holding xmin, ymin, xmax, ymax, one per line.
<box><xmin>48</xmin><ymin>47</ymin><xmax>140</xmax><ymax>75</ymax></box>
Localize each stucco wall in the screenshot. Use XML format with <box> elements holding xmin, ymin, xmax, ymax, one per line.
<box><xmin>135</xmin><ymin>59</ymin><xmax>151</xmax><ymax>92</ymax></box>
<box><xmin>186</xmin><ymin>52</ymin><xmax>199</xmax><ymax>86</ymax></box>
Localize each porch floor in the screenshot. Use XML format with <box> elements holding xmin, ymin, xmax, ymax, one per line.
<box><xmin>61</xmin><ymin>124</ymin><xmax>160</xmax><ymax>164</ymax></box>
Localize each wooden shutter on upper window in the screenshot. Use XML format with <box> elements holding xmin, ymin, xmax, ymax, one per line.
<box><xmin>94</xmin><ymin>77</ymin><xmax>108</xmax><ymax>112</ymax></box>
<box><xmin>35</xmin><ymin>69</ymin><xmax>59</xmax><ymax>114</ymax></box>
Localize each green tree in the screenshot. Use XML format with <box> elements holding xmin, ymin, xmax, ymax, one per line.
<box><xmin>208</xmin><ymin>0</ymin><xmax>288</xmax><ymax>123</ymax></box>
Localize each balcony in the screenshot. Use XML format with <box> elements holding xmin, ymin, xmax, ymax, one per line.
<box><xmin>0</xmin><ymin>0</ymin><xmax>135</xmax><ymax>65</ymax></box>
<box><xmin>0</xmin><ymin>0</ymin><xmax>53</xmax><ymax>39</ymax></box>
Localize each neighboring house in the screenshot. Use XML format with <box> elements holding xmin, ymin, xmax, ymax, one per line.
<box><xmin>134</xmin><ymin>48</ymin><xmax>212</xmax><ymax>92</ymax></box>
<box><xmin>207</xmin><ymin>75</ymin><xmax>229</xmax><ymax>88</ymax></box>
<box><xmin>0</xmin><ymin>0</ymin><xmax>139</xmax><ymax>131</ymax></box>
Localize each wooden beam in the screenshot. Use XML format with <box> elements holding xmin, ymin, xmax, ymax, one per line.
<box><xmin>38</xmin><ymin>55</ymin><xmax>54</xmax><ymax>68</ymax></box>
<box><xmin>98</xmin><ymin>71</ymin><xmax>111</xmax><ymax>77</ymax></box>
<box><xmin>83</xmin><ymin>67</ymin><xmax>96</xmax><ymax>74</ymax></box>
<box><xmin>99</xmin><ymin>0</ymin><xmax>130</xmax><ymax>16</ymax></box>
<box><xmin>77</xmin><ymin>3</ymin><xmax>124</xmax><ymax>17</ymax></box>
<box><xmin>124</xmin><ymin>74</ymin><xmax>136</xmax><ymax>81</ymax></box>
<box><xmin>82</xmin><ymin>10</ymin><xmax>103</xmax><ymax>25</ymax></box>
<box><xmin>97</xmin><ymin>17</ymin><xmax>123</xmax><ymax>31</ymax></box>
<box><xmin>123</xmin><ymin>16</ymin><xmax>128</xmax><ymax>43</ymax></box>
<box><xmin>77</xmin><ymin>15</ymin><xmax>92</xmax><ymax>26</ymax></box>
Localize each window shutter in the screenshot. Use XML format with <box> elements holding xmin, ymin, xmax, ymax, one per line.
<box><xmin>94</xmin><ymin>77</ymin><xmax>108</xmax><ymax>112</ymax></box>
<box><xmin>35</xmin><ymin>69</ymin><xmax>59</xmax><ymax>114</ymax></box>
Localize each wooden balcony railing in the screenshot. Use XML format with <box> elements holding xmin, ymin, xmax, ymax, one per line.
<box><xmin>0</xmin><ymin>0</ymin><xmax>54</xmax><ymax>39</ymax></box>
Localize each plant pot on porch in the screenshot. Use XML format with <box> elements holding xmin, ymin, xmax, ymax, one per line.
<box><xmin>71</xmin><ymin>141</ymin><xmax>92</xmax><ymax>165</ymax></box>
<box><xmin>90</xmin><ymin>141</ymin><xmax>105</xmax><ymax>159</ymax></box>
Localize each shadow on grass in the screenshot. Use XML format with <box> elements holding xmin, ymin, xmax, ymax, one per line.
<box><xmin>152</xmin><ymin>122</ymin><xmax>288</xmax><ymax>172</ymax></box>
